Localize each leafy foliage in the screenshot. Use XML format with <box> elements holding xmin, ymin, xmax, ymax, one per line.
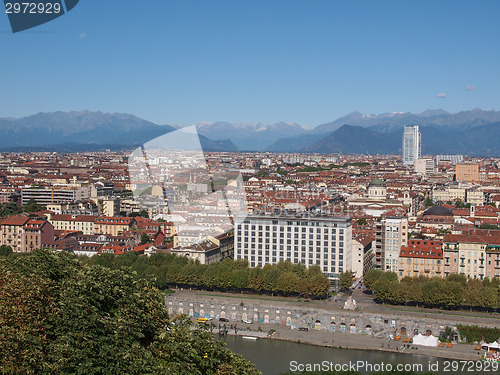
<box><xmin>368</xmin><ymin>271</ymin><xmax>499</xmax><ymax>310</ymax></box>
<box><xmin>84</xmin><ymin>254</ymin><xmax>331</xmax><ymax>298</ymax></box>
<box><xmin>457</xmin><ymin>324</ymin><xmax>500</xmax><ymax>344</ymax></box>
<box><xmin>0</xmin><ymin>199</ymin><xmax>46</xmax><ymax>217</ymax></box>
<box><xmin>0</xmin><ymin>249</ymin><xmax>260</xmax><ymax>374</ymax></box>
<box><xmin>339</xmin><ymin>271</ymin><xmax>354</xmax><ymax>291</ymax></box>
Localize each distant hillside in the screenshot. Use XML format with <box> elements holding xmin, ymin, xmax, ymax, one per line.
<box><xmin>304</xmin><ymin>122</ymin><xmax>500</xmax><ymax>156</ymax></box>
<box><xmin>196</xmin><ymin>121</ymin><xmax>307</xmax><ymax>151</ymax></box>
<box><xmin>0</xmin><ymin>111</ymin><xmax>238</xmax><ymax>152</ymax></box>
<box><xmin>307</xmin><ymin>125</ymin><xmax>401</xmax><ymax>154</ymax></box>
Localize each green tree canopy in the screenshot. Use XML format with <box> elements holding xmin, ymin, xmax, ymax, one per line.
<box><xmin>0</xmin><ymin>249</ymin><xmax>260</xmax><ymax>375</ymax></box>
<box><xmin>339</xmin><ymin>271</ymin><xmax>354</xmax><ymax>291</ymax></box>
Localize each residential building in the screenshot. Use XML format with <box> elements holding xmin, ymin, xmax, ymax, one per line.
<box><xmin>49</xmin><ymin>214</ymin><xmax>97</xmax><ymax>235</ymax></box>
<box><xmin>465</xmin><ymin>188</ymin><xmax>485</xmax><ymax>206</ymax></box>
<box><xmin>443</xmin><ymin>231</ymin><xmax>500</xmax><ymax>280</ymax></box>
<box><xmin>398</xmin><ymin>239</ymin><xmax>444</xmax><ymax>278</ymax></box>
<box><xmin>0</xmin><ymin>213</ymin><xmax>54</xmax><ymax>252</ymax></box>
<box><xmin>374</xmin><ymin>217</ymin><xmax>408</xmax><ymax>272</ymax></box>
<box><xmin>456</xmin><ymin>163</ymin><xmax>480</xmax><ymax>183</ymax></box>
<box><xmin>402</xmin><ymin>125</ymin><xmax>421</xmax><ymax>166</ymax></box>
<box><xmin>94</xmin><ymin>216</ymin><xmax>135</xmax><ymax>236</ymax></box>
<box><xmin>350</xmin><ymin>233</ymin><xmax>373</xmax><ymax>277</ymax></box>
<box><xmin>414</xmin><ymin>158</ymin><xmax>435</xmax><ymax>178</ymax></box>
<box><xmin>234</xmin><ymin>214</ymin><xmax>352</xmax><ymax>282</ymax></box>
<box><xmin>170</xmin><ymin>237</ymin><xmax>230</xmax><ymax>265</ymax></box>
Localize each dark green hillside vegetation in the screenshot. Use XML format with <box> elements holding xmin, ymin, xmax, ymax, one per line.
<box><xmin>0</xmin><ymin>249</ymin><xmax>260</xmax><ymax>374</ymax></box>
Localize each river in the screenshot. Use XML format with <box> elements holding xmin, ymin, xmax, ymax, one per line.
<box><xmin>218</xmin><ymin>335</ymin><xmax>492</xmax><ymax>375</ymax></box>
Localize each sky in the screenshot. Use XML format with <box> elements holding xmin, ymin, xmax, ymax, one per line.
<box><xmin>1</xmin><ymin>0</ymin><xmax>499</xmax><ymax>128</ymax></box>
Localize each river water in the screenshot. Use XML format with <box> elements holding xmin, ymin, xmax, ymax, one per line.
<box><xmin>219</xmin><ymin>335</ymin><xmax>490</xmax><ymax>375</ymax></box>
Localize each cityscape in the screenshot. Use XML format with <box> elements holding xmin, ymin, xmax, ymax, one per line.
<box><xmin>2</xmin><ymin>1</ymin><xmax>500</xmax><ymax>374</ymax></box>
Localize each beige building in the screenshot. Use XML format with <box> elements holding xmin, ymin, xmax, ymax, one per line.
<box><xmin>398</xmin><ymin>239</ymin><xmax>444</xmax><ymax>279</ymax></box>
<box><xmin>432</xmin><ymin>185</ymin><xmax>466</xmax><ymax>203</ymax></box>
<box><xmin>456</xmin><ymin>163</ymin><xmax>479</xmax><ymax>183</ymax></box>
<box><xmin>49</xmin><ymin>214</ymin><xmax>97</xmax><ymax>235</ymax></box>
<box><xmin>94</xmin><ymin>216</ymin><xmax>135</xmax><ymax>236</ymax></box>
<box><xmin>414</xmin><ymin>158</ymin><xmax>435</xmax><ymax>178</ymax></box>
<box><xmin>443</xmin><ymin>233</ymin><xmax>487</xmax><ymax>280</ymax></box>
<box><xmin>465</xmin><ymin>188</ymin><xmax>484</xmax><ymax>206</ymax></box>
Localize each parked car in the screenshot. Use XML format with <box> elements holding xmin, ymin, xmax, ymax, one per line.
<box><xmin>298</xmin><ymin>327</ymin><xmax>309</xmax><ymax>331</ymax></box>
<box><xmin>243</xmin><ymin>319</ymin><xmax>253</xmax><ymax>324</ymax></box>
<box><xmin>219</xmin><ymin>317</ymin><xmax>229</xmax><ymax>322</ymax></box>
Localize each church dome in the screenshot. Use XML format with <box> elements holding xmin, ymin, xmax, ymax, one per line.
<box><xmin>422</xmin><ymin>205</ymin><xmax>453</xmax><ymax>216</ymax></box>
<box><xmin>368</xmin><ymin>178</ymin><xmax>386</xmax><ymax>188</ymax></box>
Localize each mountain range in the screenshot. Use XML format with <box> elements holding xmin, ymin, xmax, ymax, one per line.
<box><xmin>1</xmin><ymin>109</ymin><xmax>499</xmax><ymax>155</ymax></box>
<box><xmin>0</xmin><ymin>111</ymin><xmax>238</xmax><ymax>152</ymax></box>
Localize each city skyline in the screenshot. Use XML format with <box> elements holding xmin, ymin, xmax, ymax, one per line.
<box><xmin>1</xmin><ymin>1</ymin><xmax>499</xmax><ymax>127</ymax></box>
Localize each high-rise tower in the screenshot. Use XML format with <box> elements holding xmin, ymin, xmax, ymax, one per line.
<box><xmin>402</xmin><ymin>125</ymin><xmax>421</xmax><ymax>166</ymax></box>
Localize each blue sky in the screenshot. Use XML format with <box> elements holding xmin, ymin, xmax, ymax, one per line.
<box><xmin>1</xmin><ymin>0</ymin><xmax>499</xmax><ymax>128</ymax></box>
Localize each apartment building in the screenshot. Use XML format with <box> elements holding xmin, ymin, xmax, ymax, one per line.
<box><xmin>443</xmin><ymin>232</ymin><xmax>500</xmax><ymax>280</ymax></box>
<box><xmin>49</xmin><ymin>214</ymin><xmax>97</xmax><ymax>235</ymax></box>
<box><xmin>234</xmin><ymin>214</ymin><xmax>352</xmax><ymax>281</ymax></box>
<box><xmin>456</xmin><ymin>163</ymin><xmax>480</xmax><ymax>183</ymax></box>
<box><xmin>0</xmin><ymin>213</ymin><xmax>54</xmax><ymax>252</ymax></box>
<box><xmin>374</xmin><ymin>217</ymin><xmax>408</xmax><ymax>272</ymax></box>
<box><xmin>398</xmin><ymin>239</ymin><xmax>444</xmax><ymax>278</ymax></box>
<box><xmin>94</xmin><ymin>216</ymin><xmax>135</xmax><ymax>236</ymax></box>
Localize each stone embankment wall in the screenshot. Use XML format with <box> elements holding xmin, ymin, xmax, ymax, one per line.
<box><xmin>165</xmin><ymin>296</ymin><xmax>498</xmax><ymax>341</ymax></box>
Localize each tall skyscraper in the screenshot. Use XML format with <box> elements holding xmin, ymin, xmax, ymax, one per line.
<box><xmin>402</xmin><ymin>125</ymin><xmax>421</xmax><ymax>166</ymax></box>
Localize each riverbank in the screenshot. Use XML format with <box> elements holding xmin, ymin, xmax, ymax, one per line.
<box><xmin>226</xmin><ymin>323</ymin><xmax>483</xmax><ymax>361</ymax></box>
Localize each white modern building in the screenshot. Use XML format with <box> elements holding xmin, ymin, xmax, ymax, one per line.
<box><xmin>414</xmin><ymin>158</ymin><xmax>435</xmax><ymax>178</ymax></box>
<box><xmin>375</xmin><ymin>217</ymin><xmax>408</xmax><ymax>272</ymax></box>
<box><xmin>234</xmin><ymin>214</ymin><xmax>352</xmax><ymax>282</ymax></box>
<box><xmin>402</xmin><ymin>125</ymin><xmax>421</xmax><ymax>166</ymax></box>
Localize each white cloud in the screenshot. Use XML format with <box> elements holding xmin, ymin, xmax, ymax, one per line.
<box><xmin>79</xmin><ymin>33</ymin><xmax>87</xmax><ymax>40</ymax></box>
<box><xmin>465</xmin><ymin>85</ymin><xmax>476</xmax><ymax>91</ymax></box>
<box><xmin>436</xmin><ymin>92</ymin><xmax>448</xmax><ymax>98</ymax></box>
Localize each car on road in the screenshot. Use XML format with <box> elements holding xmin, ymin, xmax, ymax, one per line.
<box><xmin>219</xmin><ymin>317</ymin><xmax>229</xmax><ymax>322</ymax></box>
<box><xmin>243</xmin><ymin>319</ymin><xmax>253</xmax><ymax>324</ymax></box>
<box><xmin>298</xmin><ymin>327</ymin><xmax>308</xmax><ymax>331</ymax></box>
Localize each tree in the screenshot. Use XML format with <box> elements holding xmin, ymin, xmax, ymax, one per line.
<box><xmin>304</xmin><ymin>273</ymin><xmax>330</xmax><ymax>297</ymax></box>
<box><xmin>424</xmin><ymin>197</ymin><xmax>434</xmax><ymax>207</ymax></box>
<box><xmin>479</xmin><ymin>223</ymin><xmax>500</xmax><ymax>230</ymax></box>
<box><xmin>0</xmin><ymin>245</ymin><xmax>12</xmax><ymax>257</ymax></box>
<box><xmin>339</xmin><ymin>271</ymin><xmax>354</xmax><ymax>291</ymax></box>
<box><xmin>356</xmin><ymin>218</ymin><xmax>367</xmax><ymax>226</ymax></box>
<box><xmin>0</xmin><ymin>249</ymin><xmax>260</xmax><ymax>374</ymax></box>
<box><xmin>373</xmin><ymin>277</ymin><xmax>392</xmax><ymax>303</ymax></box>
<box><xmin>140</xmin><ymin>232</ymin><xmax>151</xmax><ymax>245</ymax></box>
<box><xmin>276</xmin><ymin>272</ymin><xmax>300</xmax><ymax>296</ymax></box>
<box><xmin>363</xmin><ymin>270</ymin><xmax>382</xmax><ymax>291</ymax></box>
<box><xmin>22</xmin><ymin>198</ymin><xmax>46</xmax><ymax>213</ymax></box>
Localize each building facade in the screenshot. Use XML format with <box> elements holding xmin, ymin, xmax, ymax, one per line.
<box><xmin>456</xmin><ymin>163</ymin><xmax>480</xmax><ymax>183</ymax></box>
<box><xmin>0</xmin><ymin>214</ymin><xmax>54</xmax><ymax>253</ymax></box>
<box><xmin>399</xmin><ymin>239</ymin><xmax>444</xmax><ymax>279</ymax></box>
<box><xmin>234</xmin><ymin>214</ymin><xmax>352</xmax><ymax>281</ymax></box>
<box><xmin>21</xmin><ymin>187</ymin><xmax>90</xmax><ymax>205</ymax></box>
<box><xmin>375</xmin><ymin>217</ymin><xmax>408</xmax><ymax>272</ymax></box>
<box><xmin>402</xmin><ymin>125</ymin><xmax>421</xmax><ymax>166</ymax></box>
